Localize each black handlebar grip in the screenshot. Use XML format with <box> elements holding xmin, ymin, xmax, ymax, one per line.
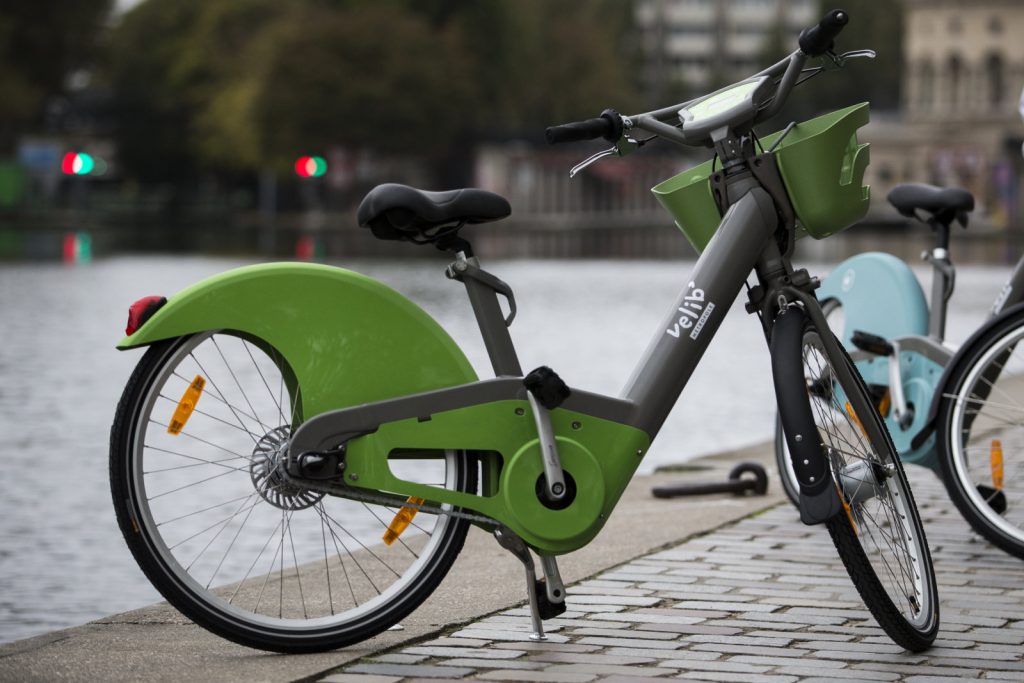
<box><xmin>545</xmin><ymin>117</ymin><xmax>613</xmax><ymax>145</ymax></box>
<box><xmin>798</xmin><ymin>9</ymin><xmax>849</xmax><ymax>57</ymax></box>
<box><xmin>545</xmin><ymin>110</ymin><xmax>623</xmax><ymax>145</ymax></box>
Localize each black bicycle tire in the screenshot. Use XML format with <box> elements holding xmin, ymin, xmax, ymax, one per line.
<box><xmin>772</xmin><ymin>306</ymin><xmax>939</xmax><ymax>652</ymax></box>
<box><xmin>935</xmin><ymin>309</ymin><xmax>1024</xmax><ymax>560</ymax></box>
<box><xmin>110</xmin><ymin>335</ymin><xmax>477</xmax><ymax>653</ymax></box>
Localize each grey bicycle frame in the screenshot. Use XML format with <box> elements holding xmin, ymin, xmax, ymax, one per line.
<box><xmin>290</xmin><ymin>46</ymin><xmax>855</xmax><ymax>521</ymax></box>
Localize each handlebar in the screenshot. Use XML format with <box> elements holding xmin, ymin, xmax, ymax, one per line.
<box><xmin>798</xmin><ymin>9</ymin><xmax>848</xmax><ymax>57</ymax></box>
<box><xmin>546</xmin><ymin>9</ymin><xmax>850</xmax><ymax>148</ymax></box>
<box><xmin>545</xmin><ymin>109</ymin><xmax>623</xmax><ymax>145</ymax></box>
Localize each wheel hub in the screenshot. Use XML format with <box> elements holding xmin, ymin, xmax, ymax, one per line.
<box><xmin>250</xmin><ymin>426</ymin><xmax>325</xmax><ymax>510</ymax></box>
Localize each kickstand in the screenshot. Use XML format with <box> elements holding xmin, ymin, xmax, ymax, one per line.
<box><xmin>493</xmin><ymin>526</ymin><xmax>562</xmax><ymax>640</ymax></box>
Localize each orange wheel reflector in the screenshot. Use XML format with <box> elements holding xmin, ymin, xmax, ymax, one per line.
<box><xmin>878</xmin><ymin>390</ymin><xmax>891</xmax><ymax>418</ymax></box>
<box><xmin>845</xmin><ymin>401</ymin><xmax>868</xmax><ymax>438</ymax></box>
<box><xmin>991</xmin><ymin>439</ymin><xmax>1005</xmax><ymax>490</ymax></box>
<box><xmin>383</xmin><ymin>497</ymin><xmax>426</xmax><ymax>546</ymax></box>
<box><xmin>168</xmin><ymin>375</ymin><xmax>205</xmax><ymax>435</ymax></box>
<box><xmin>837</xmin><ymin>482</ymin><xmax>859</xmax><ymax>536</ymax></box>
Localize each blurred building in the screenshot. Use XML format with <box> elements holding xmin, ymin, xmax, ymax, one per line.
<box><xmin>635</xmin><ymin>0</ymin><xmax>817</xmax><ymax>94</ymax></box>
<box><xmin>867</xmin><ymin>0</ymin><xmax>1024</xmax><ymax>229</ymax></box>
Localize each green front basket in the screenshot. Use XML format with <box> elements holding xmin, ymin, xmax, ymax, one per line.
<box><xmin>652</xmin><ymin>102</ymin><xmax>871</xmax><ymax>253</ymax></box>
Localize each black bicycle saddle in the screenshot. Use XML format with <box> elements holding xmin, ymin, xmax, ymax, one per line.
<box><xmin>887</xmin><ymin>183</ymin><xmax>974</xmax><ymax>226</ymax></box>
<box><xmin>357</xmin><ymin>183</ymin><xmax>511</xmax><ymax>244</ymax></box>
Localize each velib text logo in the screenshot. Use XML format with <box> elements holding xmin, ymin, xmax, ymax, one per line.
<box><xmin>993</xmin><ymin>282</ymin><xmax>1013</xmax><ymax>315</ymax></box>
<box><xmin>666</xmin><ymin>282</ymin><xmax>715</xmax><ymax>341</ymax></box>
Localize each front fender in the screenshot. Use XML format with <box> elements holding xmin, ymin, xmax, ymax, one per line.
<box><xmin>118</xmin><ymin>263</ymin><xmax>478</xmax><ymax>419</ymax></box>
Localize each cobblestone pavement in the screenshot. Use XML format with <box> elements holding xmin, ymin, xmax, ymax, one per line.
<box><xmin>317</xmin><ymin>467</ymin><xmax>1024</xmax><ymax>683</ymax></box>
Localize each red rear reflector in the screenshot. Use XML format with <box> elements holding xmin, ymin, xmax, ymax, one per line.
<box><xmin>126</xmin><ymin>296</ymin><xmax>167</xmax><ymax>335</ymax></box>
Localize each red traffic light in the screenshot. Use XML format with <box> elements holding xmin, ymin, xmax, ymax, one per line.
<box><xmin>295</xmin><ymin>156</ymin><xmax>327</xmax><ymax>178</ymax></box>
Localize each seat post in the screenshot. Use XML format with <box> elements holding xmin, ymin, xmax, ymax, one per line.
<box><xmin>924</xmin><ymin>217</ymin><xmax>955</xmax><ymax>342</ymax></box>
<box><xmin>449</xmin><ymin>250</ymin><xmax>523</xmax><ymax>377</ymax></box>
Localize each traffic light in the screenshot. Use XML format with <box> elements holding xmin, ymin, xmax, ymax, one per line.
<box><xmin>294</xmin><ymin>155</ymin><xmax>327</xmax><ymax>178</ymax></box>
<box><xmin>62</xmin><ymin>152</ymin><xmax>95</xmax><ymax>175</ymax></box>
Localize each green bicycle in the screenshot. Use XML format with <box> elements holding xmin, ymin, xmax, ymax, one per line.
<box><xmin>110</xmin><ymin>10</ymin><xmax>938</xmax><ymax>654</ymax></box>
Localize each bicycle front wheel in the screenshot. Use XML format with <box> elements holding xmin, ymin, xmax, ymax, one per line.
<box><xmin>936</xmin><ymin>307</ymin><xmax>1024</xmax><ymax>559</ymax></box>
<box><xmin>773</xmin><ymin>306</ymin><xmax>938</xmax><ymax>651</ymax></box>
<box><xmin>110</xmin><ymin>333</ymin><xmax>476</xmax><ymax>653</ymax></box>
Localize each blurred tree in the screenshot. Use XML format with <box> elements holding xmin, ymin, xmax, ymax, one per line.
<box><xmin>251</xmin><ymin>2</ymin><xmax>473</xmax><ymax>167</ymax></box>
<box><xmin>104</xmin><ymin>0</ymin><xmax>640</xmax><ymax>182</ymax></box>
<box><xmin>105</xmin><ymin>0</ymin><xmax>283</xmax><ymax>181</ymax></box>
<box><xmin>0</xmin><ymin>0</ymin><xmax>113</xmax><ymax>153</ymax></box>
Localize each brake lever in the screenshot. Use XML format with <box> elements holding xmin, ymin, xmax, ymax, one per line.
<box><xmin>824</xmin><ymin>48</ymin><xmax>877</xmax><ymax>69</ymax></box>
<box><xmin>569</xmin><ymin>136</ymin><xmax>643</xmax><ymax>178</ymax></box>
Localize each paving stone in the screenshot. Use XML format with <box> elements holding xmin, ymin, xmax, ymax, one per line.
<box><xmin>690</xmin><ymin>643</ymin><xmax>809</xmax><ymax>658</ymax></box>
<box><xmin>403</xmin><ymin>646</ymin><xmax>526</xmax><ymax>659</ymax></box>
<box><xmin>566</xmin><ymin>628</ymin><xmax>678</xmax><ymax>640</ymax></box>
<box><xmin>605</xmin><ymin>647</ymin><xmax>722</xmax><ymax>660</ymax></box>
<box><xmin>726</xmin><ymin>655</ymin><xmax>847</xmax><ymax>668</ymax></box>
<box><xmin>570</xmin><ymin>586</ymin><xmax>654</xmax><ymax>597</ymax></box>
<box><xmin>672</xmin><ymin>601</ymin><xmax>781</xmax><ymax>613</ymax></box>
<box><xmin>543</xmin><ymin>663</ymin><xmax>676</xmax><ymax>677</ymax></box>
<box><xmin>494</xmin><ymin>641</ymin><xmax>602</xmax><ymax>654</ymax></box>
<box><xmin>657</xmin><ymin>659</ymin><xmax>771</xmax><ymax>673</ymax></box>
<box><xmin>421</xmin><ymin>636</ymin><xmax>492</xmax><ymax>647</ymax></box>
<box><xmin>525</xmin><ymin>651</ymin><xmax>658</xmax><ymax>666</ymax></box>
<box><xmin>683</xmin><ymin>634</ymin><xmax>792</xmax><ymax>647</ymax></box>
<box><xmin>577</xmin><ymin>636</ymin><xmax>683</xmax><ymax>650</ymax></box>
<box><xmin>675</xmin><ymin>672</ymin><xmax>798</xmax><ymax>683</ymax></box>
<box><xmin>319</xmin><ymin>675</ymin><xmax>403</xmax><ymax>683</ymax></box>
<box><xmin>346</xmin><ymin>663</ymin><xmax>474</xmax><ymax>679</ymax></box>
<box><xmin>437</xmin><ymin>658</ymin><xmax>545</xmax><ymax>670</ymax></box>
<box><xmin>567</xmin><ymin>595</ymin><xmax>664</xmax><ymax>607</ymax></box>
<box><xmin>596</xmin><ymin>676</ymin><xmax>680</xmax><ymax>683</ymax></box>
<box><xmin>852</xmin><ymin>662</ymin><xmax>984</xmax><ymax>678</ymax></box>
<box><xmin>477</xmin><ymin>671</ymin><xmax>597</xmax><ymax>682</ymax></box>
<box><xmin>771</xmin><ymin>667</ymin><xmax>898</xmax><ymax>682</ymax></box>
<box><xmin>631</xmin><ymin>623</ymin><xmax>742</xmax><ymax>637</ymax></box>
<box><xmin>454</xmin><ymin>629</ymin><xmax>571</xmax><ymax>643</ymax></box>
<box><xmin>366</xmin><ymin>653</ymin><xmax>429</xmax><ymax>664</ymax></box>
<box><xmin>598</xmin><ymin>612</ymin><xmax>706</xmax><ymax>626</ymax></box>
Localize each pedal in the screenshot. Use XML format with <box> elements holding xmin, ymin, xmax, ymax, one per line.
<box><xmin>851</xmin><ymin>330</ymin><xmax>894</xmax><ymax>357</ymax></box>
<box><xmin>535</xmin><ymin>579</ymin><xmax>567</xmax><ymax>619</ymax></box>
<box><xmin>524</xmin><ymin>366</ymin><xmax>571</xmax><ymax>409</ymax></box>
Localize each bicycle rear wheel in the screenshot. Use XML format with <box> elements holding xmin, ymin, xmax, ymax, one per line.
<box><xmin>773</xmin><ymin>306</ymin><xmax>938</xmax><ymax>651</ymax></box>
<box><xmin>936</xmin><ymin>307</ymin><xmax>1024</xmax><ymax>559</ymax></box>
<box><xmin>110</xmin><ymin>333</ymin><xmax>476</xmax><ymax>653</ymax></box>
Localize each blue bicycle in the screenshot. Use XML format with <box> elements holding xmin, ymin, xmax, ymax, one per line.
<box><xmin>775</xmin><ymin>183</ymin><xmax>1024</xmax><ymax>559</ymax></box>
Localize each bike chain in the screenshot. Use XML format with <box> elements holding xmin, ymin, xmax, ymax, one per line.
<box><xmin>288</xmin><ymin>475</ymin><xmax>498</xmax><ymax>526</ymax></box>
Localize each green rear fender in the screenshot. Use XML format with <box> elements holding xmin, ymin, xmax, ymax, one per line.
<box><xmin>117</xmin><ymin>263</ymin><xmax>478</xmax><ymax>419</ymax></box>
